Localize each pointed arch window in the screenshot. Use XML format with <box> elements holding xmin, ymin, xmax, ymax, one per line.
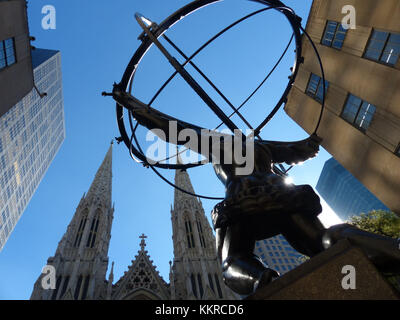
<box><xmin>81</xmin><ymin>276</ymin><xmax>90</xmax><ymax>300</ymax></box>
<box><xmin>214</xmin><ymin>274</ymin><xmax>223</xmax><ymax>299</ymax></box>
<box><xmin>197</xmin><ymin>274</ymin><xmax>204</xmax><ymax>298</ymax></box>
<box><xmin>185</xmin><ymin>218</ymin><xmax>195</xmax><ymax>249</ymax></box>
<box><xmin>190</xmin><ymin>274</ymin><xmax>197</xmax><ymax>298</ymax></box>
<box><xmin>86</xmin><ymin>210</ymin><xmax>100</xmax><ymax>248</ymax></box>
<box><xmin>196</xmin><ymin>220</ymin><xmax>206</xmax><ymax>248</ymax></box>
<box><xmin>74</xmin><ymin>275</ymin><xmax>90</xmax><ymax>300</ymax></box>
<box><xmin>190</xmin><ymin>274</ymin><xmax>198</xmax><ymax>298</ymax></box>
<box><xmin>208</xmin><ymin>273</ymin><xmax>215</xmax><ymax>293</ymax></box>
<box><xmin>74</xmin><ymin>211</ymin><xmax>88</xmax><ymax>247</ymax></box>
<box><xmin>74</xmin><ymin>275</ymin><xmax>83</xmax><ymax>300</ymax></box>
<box><xmin>59</xmin><ymin>276</ymin><xmax>70</xmax><ymax>299</ymax></box>
<box><xmin>51</xmin><ymin>276</ymin><xmax>62</xmax><ymax>300</ymax></box>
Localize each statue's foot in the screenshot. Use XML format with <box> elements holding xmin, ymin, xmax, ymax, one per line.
<box><xmin>222</xmin><ymin>254</ymin><xmax>280</xmax><ymax>295</ymax></box>
<box><xmin>256</xmin><ymin>268</ymin><xmax>280</xmax><ymax>291</ymax></box>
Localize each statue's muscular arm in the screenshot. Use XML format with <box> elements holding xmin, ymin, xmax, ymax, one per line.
<box><xmin>260</xmin><ymin>134</ymin><xmax>322</xmax><ymax>165</ymax></box>
<box><xmin>113</xmin><ymin>86</ymin><xmax>235</xmax><ymax>159</ymax></box>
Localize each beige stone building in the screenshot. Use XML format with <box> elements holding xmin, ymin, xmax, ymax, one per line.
<box><xmin>30</xmin><ymin>143</ymin><xmax>236</xmax><ymax>300</ymax></box>
<box><xmin>284</xmin><ymin>0</ymin><xmax>400</xmax><ymax>214</ymax></box>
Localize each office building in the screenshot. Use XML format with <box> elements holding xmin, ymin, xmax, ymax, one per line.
<box><xmin>0</xmin><ymin>0</ymin><xmax>34</xmax><ymax>116</ymax></box>
<box><xmin>284</xmin><ymin>0</ymin><xmax>400</xmax><ymax>215</ymax></box>
<box><xmin>0</xmin><ymin>49</ymin><xmax>66</xmax><ymax>251</ymax></box>
<box><xmin>316</xmin><ymin>157</ymin><xmax>390</xmax><ymax>221</ymax></box>
<box><xmin>255</xmin><ymin>236</ymin><xmax>303</xmax><ymax>275</ymax></box>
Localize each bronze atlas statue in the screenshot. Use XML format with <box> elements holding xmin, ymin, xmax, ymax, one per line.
<box><xmin>104</xmin><ymin>0</ymin><xmax>400</xmax><ymax>296</ymax></box>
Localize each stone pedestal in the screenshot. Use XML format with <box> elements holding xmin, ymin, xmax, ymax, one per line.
<box><xmin>247</xmin><ymin>240</ymin><xmax>400</xmax><ymax>300</ymax></box>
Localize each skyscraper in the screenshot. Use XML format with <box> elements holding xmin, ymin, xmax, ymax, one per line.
<box><xmin>0</xmin><ymin>48</ymin><xmax>66</xmax><ymax>251</ymax></box>
<box><xmin>283</xmin><ymin>0</ymin><xmax>400</xmax><ymax>215</ymax></box>
<box><xmin>255</xmin><ymin>236</ymin><xmax>303</xmax><ymax>275</ymax></box>
<box><xmin>316</xmin><ymin>158</ymin><xmax>390</xmax><ymax>221</ymax></box>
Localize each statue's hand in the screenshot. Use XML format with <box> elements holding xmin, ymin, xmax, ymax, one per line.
<box><xmin>305</xmin><ymin>133</ymin><xmax>322</xmax><ymax>152</ymax></box>
<box><xmin>263</xmin><ymin>134</ymin><xmax>323</xmax><ymax>165</ymax></box>
<box><xmin>288</xmin><ymin>134</ymin><xmax>322</xmax><ymax>164</ymax></box>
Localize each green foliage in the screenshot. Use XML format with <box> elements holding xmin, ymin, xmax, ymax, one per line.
<box><xmin>347</xmin><ymin>210</ymin><xmax>400</xmax><ymax>239</ymax></box>
<box><xmin>297</xmin><ymin>255</ymin><xmax>310</xmax><ymax>263</ymax></box>
<box><xmin>347</xmin><ymin>210</ymin><xmax>400</xmax><ymax>293</ymax></box>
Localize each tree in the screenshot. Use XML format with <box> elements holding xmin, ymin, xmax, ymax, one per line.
<box><xmin>347</xmin><ymin>210</ymin><xmax>400</xmax><ymax>239</ymax></box>
<box><xmin>297</xmin><ymin>210</ymin><xmax>400</xmax><ymax>263</ymax></box>
<box><xmin>347</xmin><ymin>210</ymin><xmax>400</xmax><ymax>293</ymax></box>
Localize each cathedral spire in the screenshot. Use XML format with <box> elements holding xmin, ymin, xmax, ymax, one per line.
<box><xmin>86</xmin><ymin>142</ymin><xmax>113</xmax><ymax>206</ymax></box>
<box><xmin>173</xmin><ymin>159</ymin><xmax>196</xmax><ymax>207</ymax></box>
<box><xmin>31</xmin><ymin>143</ymin><xmax>115</xmax><ymax>300</ymax></box>
<box><xmin>170</xmin><ymin>164</ymin><xmax>236</xmax><ymax>300</ymax></box>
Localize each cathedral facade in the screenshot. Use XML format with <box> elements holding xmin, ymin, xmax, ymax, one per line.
<box><xmin>30</xmin><ymin>143</ymin><xmax>236</xmax><ymax>300</ymax></box>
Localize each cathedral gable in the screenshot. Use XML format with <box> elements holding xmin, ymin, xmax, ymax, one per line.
<box><xmin>112</xmin><ymin>235</ymin><xmax>170</xmax><ymax>300</ymax></box>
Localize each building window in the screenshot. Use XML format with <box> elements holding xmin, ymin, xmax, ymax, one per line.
<box><xmin>214</xmin><ymin>274</ymin><xmax>223</xmax><ymax>299</ymax></box>
<box><xmin>74</xmin><ymin>275</ymin><xmax>83</xmax><ymax>300</ymax></box>
<box><xmin>74</xmin><ymin>213</ymin><xmax>88</xmax><ymax>247</ymax></box>
<box><xmin>185</xmin><ymin>219</ymin><xmax>195</xmax><ymax>249</ymax></box>
<box><xmin>196</xmin><ymin>220</ymin><xmax>206</xmax><ymax>248</ymax></box>
<box><xmin>0</xmin><ymin>38</ymin><xmax>16</xmax><ymax>70</ymax></box>
<box><xmin>197</xmin><ymin>274</ymin><xmax>204</xmax><ymax>298</ymax></box>
<box><xmin>59</xmin><ymin>276</ymin><xmax>70</xmax><ymax>299</ymax></box>
<box><xmin>190</xmin><ymin>274</ymin><xmax>198</xmax><ymax>298</ymax></box>
<box><xmin>81</xmin><ymin>276</ymin><xmax>90</xmax><ymax>300</ymax></box>
<box><xmin>395</xmin><ymin>144</ymin><xmax>400</xmax><ymax>157</ymax></box>
<box><xmin>306</xmin><ymin>73</ymin><xmax>329</xmax><ymax>103</ymax></box>
<box><xmin>364</xmin><ymin>30</ymin><xmax>400</xmax><ymax>66</ymax></box>
<box><xmin>341</xmin><ymin>94</ymin><xmax>376</xmax><ymax>131</ymax></box>
<box><xmin>208</xmin><ymin>274</ymin><xmax>215</xmax><ymax>293</ymax></box>
<box><xmin>321</xmin><ymin>21</ymin><xmax>348</xmax><ymax>49</ymax></box>
<box><xmin>86</xmin><ymin>212</ymin><xmax>100</xmax><ymax>248</ymax></box>
<box><xmin>51</xmin><ymin>276</ymin><xmax>62</xmax><ymax>300</ymax></box>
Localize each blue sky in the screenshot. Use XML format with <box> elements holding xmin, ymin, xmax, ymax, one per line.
<box><xmin>0</xmin><ymin>0</ymin><xmax>342</xmax><ymax>300</ymax></box>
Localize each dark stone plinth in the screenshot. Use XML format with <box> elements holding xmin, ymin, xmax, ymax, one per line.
<box><xmin>247</xmin><ymin>240</ymin><xmax>400</xmax><ymax>300</ymax></box>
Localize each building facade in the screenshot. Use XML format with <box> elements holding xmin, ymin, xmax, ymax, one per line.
<box><xmin>31</xmin><ymin>145</ymin><xmax>236</xmax><ymax>300</ymax></box>
<box><xmin>316</xmin><ymin>157</ymin><xmax>390</xmax><ymax>221</ymax></box>
<box><xmin>170</xmin><ymin>163</ymin><xmax>236</xmax><ymax>300</ymax></box>
<box><xmin>31</xmin><ymin>144</ymin><xmax>114</xmax><ymax>300</ymax></box>
<box><xmin>255</xmin><ymin>235</ymin><xmax>303</xmax><ymax>275</ymax></box>
<box><xmin>0</xmin><ymin>48</ymin><xmax>66</xmax><ymax>251</ymax></box>
<box><xmin>284</xmin><ymin>0</ymin><xmax>400</xmax><ymax>215</ymax></box>
<box><xmin>0</xmin><ymin>0</ymin><xmax>34</xmax><ymax>116</ymax></box>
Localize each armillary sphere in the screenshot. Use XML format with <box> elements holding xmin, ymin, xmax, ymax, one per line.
<box><xmin>103</xmin><ymin>0</ymin><xmax>326</xmax><ymax>200</ymax></box>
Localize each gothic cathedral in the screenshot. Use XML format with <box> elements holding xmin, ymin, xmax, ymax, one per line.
<box><xmin>30</xmin><ymin>143</ymin><xmax>236</xmax><ymax>300</ymax></box>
